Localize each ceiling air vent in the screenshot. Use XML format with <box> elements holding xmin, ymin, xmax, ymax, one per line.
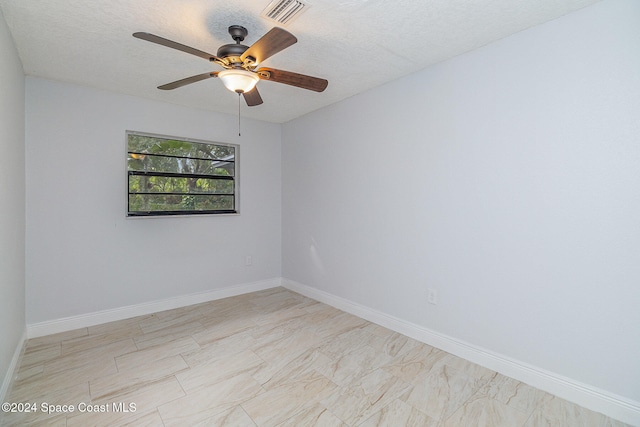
<box><xmin>261</xmin><ymin>0</ymin><xmax>310</xmax><ymax>25</ymax></box>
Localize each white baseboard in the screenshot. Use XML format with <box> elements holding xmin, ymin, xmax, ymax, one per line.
<box><xmin>27</xmin><ymin>278</ymin><xmax>281</xmax><ymax>339</ymax></box>
<box><xmin>282</xmin><ymin>278</ymin><xmax>640</xmax><ymax>426</ymax></box>
<box><xmin>0</xmin><ymin>328</ymin><xmax>27</xmax><ymax>404</ymax></box>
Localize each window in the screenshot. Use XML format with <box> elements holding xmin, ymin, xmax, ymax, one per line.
<box><xmin>127</xmin><ymin>132</ymin><xmax>237</xmax><ymax>217</ymax></box>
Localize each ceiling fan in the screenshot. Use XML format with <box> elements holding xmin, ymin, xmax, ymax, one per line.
<box><xmin>133</xmin><ymin>25</ymin><xmax>328</xmax><ymax>107</ymax></box>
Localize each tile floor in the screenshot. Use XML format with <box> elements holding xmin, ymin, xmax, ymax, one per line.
<box><xmin>1</xmin><ymin>288</ymin><xmax>631</xmax><ymax>426</ymax></box>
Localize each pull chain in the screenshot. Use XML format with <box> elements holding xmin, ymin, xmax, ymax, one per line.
<box><xmin>238</xmin><ymin>92</ymin><xmax>241</xmax><ymax>137</ymax></box>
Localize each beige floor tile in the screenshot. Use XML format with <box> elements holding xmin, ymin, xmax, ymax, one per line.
<box><xmin>89</xmin><ymin>354</ymin><xmax>189</xmax><ymax>401</ymax></box>
<box><xmin>198</xmin><ymin>296</ymin><xmax>256</xmax><ymax>320</ymax></box>
<box><xmin>528</xmin><ymin>394</ymin><xmax>630</xmax><ymax>427</ymax></box>
<box><xmin>176</xmin><ymin>348</ymin><xmax>264</xmax><ymax>392</ymax></box>
<box><xmin>6</xmin><ymin>289</ymin><xmax>630</xmax><ymax>427</ymax></box>
<box><xmin>302</xmin><ymin>302</ymin><xmax>343</xmax><ymax>317</ymax></box>
<box><xmin>249</xmin><ymin>289</ymin><xmax>304</xmax><ymax>313</ymax></box>
<box><xmin>316</xmin><ymin>344</ymin><xmax>394</xmax><ymax>387</ymax></box>
<box><xmin>477</xmin><ymin>373</ymin><xmax>547</xmax><ymax>418</ymax></box>
<box><xmin>26</xmin><ymin>328</ymin><xmax>88</xmax><ymax>348</ymax></box>
<box><xmin>9</xmin><ymin>380</ymin><xmax>90</xmax><ymax>404</ymax></box>
<box><xmin>44</xmin><ymin>360</ymin><xmax>119</xmax><ymax>392</ymax></box>
<box><xmin>116</xmin><ymin>409</ymin><xmax>166</xmax><ymax>427</ymax></box>
<box><xmin>2</xmin><ymin>382</ymin><xmax>90</xmax><ymax>426</ymax></box>
<box><xmin>252</xmin><ymin>347</ymin><xmax>332</xmax><ymax>390</ymax></box>
<box><xmin>44</xmin><ymin>338</ymin><xmax>137</xmax><ymax>376</ymax></box>
<box><xmin>114</xmin><ymin>336</ymin><xmax>199</xmax><ymax>371</ymax></box>
<box><xmin>362</xmin><ymin>323</ymin><xmax>396</xmax><ymax>339</ymax></box>
<box><xmin>275</xmin><ymin>402</ymin><xmax>346</xmax><ymax>427</ymax></box>
<box><xmin>137</xmin><ymin>309</ymin><xmax>203</xmax><ymax>334</ymax></box>
<box><xmin>197</xmin><ymin>297</ymin><xmax>255</xmax><ymax>320</ymax></box>
<box><xmin>242</xmin><ymin>370</ymin><xmax>337</xmax><ymax>426</ymax></box>
<box><xmin>66</xmin><ymin>407</ymin><xmax>166</xmax><ymax>427</ymax></box>
<box><xmin>322</xmin><ymin>368</ymin><xmax>412</xmax><ymax>426</ymax></box>
<box><xmin>133</xmin><ymin>319</ymin><xmax>204</xmax><ymax>350</ymax></box>
<box><xmin>253</xmin><ymin>306</ymin><xmax>309</xmax><ymax>327</ymax></box>
<box><xmin>312</xmin><ymin>311</ymin><xmax>369</xmax><ymax>339</ymax></box>
<box><xmin>86</xmin><ymin>376</ymin><xmax>186</xmax><ymax>419</ymax></box>
<box><xmin>444</xmin><ymin>394</ymin><xmax>531</xmax><ymax>427</ymax></box>
<box><xmin>249</xmin><ymin>314</ymin><xmax>309</xmax><ymax>342</ymax></box>
<box><xmin>191</xmin><ymin>406</ymin><xmax>257</xmax><ymax>427</ymax></box>
<box><xmin>157</xmin><ymin>373</ymin><xmax>264</xmax><ymax>427</ymax></box>
<box><xmin>316</xmin><ymin>327</ymin><xmax>379</xmax><ymax>360</ymax></box>
<box><xmin>2</xmin><ymin>413</ymin><xmax>68</xmax><ymax>427</ymax></box>
<box><xmin>181</xmin><ymin>330</ymin><xmax>257</xmax><ymax>366</ymax></box>
<box><xmin>523</xmin><ymin>408</ymin><xmax>562</xmax><ymax>427</ymax></box>
<box><xmin>60</xmin><ymin>329</ymin><xmax>144</xmax><ymax>355</ymax></box>
<box><xmin>441</xmin><ymin>353</ymin><xmax>496</xmax><ymax>382</ymax></box>
<box><xmin>12</xmin><ymin>359</ymin><xmax>116</xmax><ymax>401</ymax></box>
<box><xmin>358</xmin><ymin>398</ymin><xmax>438</xmax><ymax>427</ymax></box>
<box><xmin>18</xmin><ymin>343</ymin><xmax>61</xmax><ymax>369</ymax></box>
<box><xmin>19</xmin><ymin>339</ymin><xmax>137</xmax><ymax>396</ymax></box>
<box><xmin>9</xmin><ymin>364</ymin><xmax>44</xmax><ymax>392</ymax></box>
<box><xmin>154</xmin><ymin>303</ymin><xmax>207</xmax><ymax>319</ymax></box>
<box><xmin>86</xmin><ymin>315</ymin><xmax>150</xmax><ymax>336</ymax></box>
<box><xmin>369</xmin><ymin>331</ymin><xmax>423</xmax><ymax>359</ymax></box>
<box><xmin>523</xmin><ymin>407</ymin><xmax>632</xmax><ymax>427</ymax></box>
<box><xmin>400</xmin><ymin>364</ymin><xmax>486</xmax><ymax>422</ymax></box>
<box><xmin>191</xmin><ymin>316</ymin><xmax>258</xmax><ymax>346</ymax></box>
<box><xmin>252</xmin><ymin>328</ymin><xmax>324</xmax><ymax>365</ymax></box>
<box><xmin>382</xmin><ymin>343</ymin><xmax>448</xmax><ymax>385</ymax></box>
<box><xmin>302</xmin><ymin>300</ymin><xmax>333</xmax><ymax>313</ymax></box>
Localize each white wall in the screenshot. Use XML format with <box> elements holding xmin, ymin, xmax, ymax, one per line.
<box><xmin>0</xmin><ymin>8</ymin><xmax>25</xmax><ymax>399</ymax></box>
<box><xmin>26</xmin><ymin>78</ymin><xmax>281</xmax><ymax>324</ymax></box>
<box><xmin>283</xmin><ymin>0</ymin><xmax>640</xmax><ymax>407</ymax></box>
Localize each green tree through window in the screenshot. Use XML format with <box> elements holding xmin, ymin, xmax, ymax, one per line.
<box><xmin>127</xmin><ymin>132</ymin><xmax>237</xmax><ymax>216</ymax></box>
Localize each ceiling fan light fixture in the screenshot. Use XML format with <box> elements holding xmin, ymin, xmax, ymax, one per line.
<box><xmin>218</xmin><ymin>69</ymin><xmax>259</xmax><ymax>93</ymax></box>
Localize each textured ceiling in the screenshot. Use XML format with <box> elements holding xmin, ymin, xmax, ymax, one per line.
<box><xmin>0</xmin><ymin>0</ymin><xmax>600</xmax><ymax>123</ymax></box>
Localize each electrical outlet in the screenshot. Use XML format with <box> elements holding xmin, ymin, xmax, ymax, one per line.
<box><xmin>427</xmin><ymin>288</ymin><xmax>438</xmax><ymax>305</ymax></box>
<box><xmin>245</xmin><ymin>256</ymin><xmax>252</xmax><ymax>266</ymax></box>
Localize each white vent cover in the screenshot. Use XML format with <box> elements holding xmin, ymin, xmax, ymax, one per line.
<box><xmin>261</xmin><ymin>0</ymin><xmax>310</xmax><ymax>25</ymax></box>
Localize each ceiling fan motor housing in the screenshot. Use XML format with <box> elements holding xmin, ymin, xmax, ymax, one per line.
<box><xmin>217</xmin><ymin>43</ymin><xmax>248</xmax><ymax>58</ymax></box>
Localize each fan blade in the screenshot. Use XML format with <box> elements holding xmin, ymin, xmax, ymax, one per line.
<box><xmin>241</xmin><ymin>28</ymin><xmax>297</xmax><ymax>64</ymax></box>
<box><xmin>133</xmin><ymin>32</ymin><xmax>220</xmax><ymax>62</ymax></box>
<box><xmin>158</xmin><ymin>72</ymin><xmax>218</xmax><ymax>90</ymax></box>
<box><xmin>257</xmin><ymin>67</ymin><xmax>328</xmax><ymax>92</ymax></box>
<box><xmin>242</xmin><ymin>87</ymin><xmax>263</xmax><ymax>106</ymax></box>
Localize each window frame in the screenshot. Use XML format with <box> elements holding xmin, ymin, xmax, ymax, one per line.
<box><xmin>126</xmin><ymin>131</ymin><xmax>240</xmax><ymax>218</ymax></box>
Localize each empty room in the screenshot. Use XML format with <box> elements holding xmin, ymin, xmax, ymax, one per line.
<box><xmin>0</xmin><ymin>0</ymin><xmax>638</xmax><ymax>425</ymax></box>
